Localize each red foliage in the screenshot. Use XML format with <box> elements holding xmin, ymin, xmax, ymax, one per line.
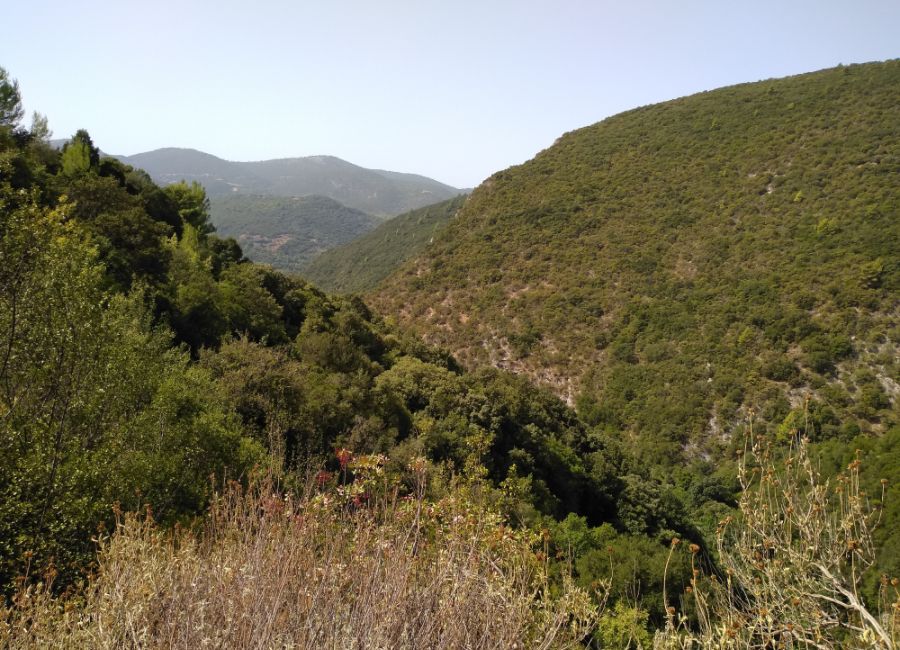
<box><xmin>336</xmin><ymin>448</ymin><xmax>352</xmax><ymax>471</ymax></box>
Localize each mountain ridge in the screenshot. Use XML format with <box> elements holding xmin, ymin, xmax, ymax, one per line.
<box><xmin>115</xmin><ymin>147</ymin><xmax>461</xmax><ymax>217</ymax></box>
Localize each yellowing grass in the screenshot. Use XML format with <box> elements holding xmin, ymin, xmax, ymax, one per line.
<box><xmin>2</xmin><ymin>463</ymin><xmax>596</xmax><ymax>649</ymax></box>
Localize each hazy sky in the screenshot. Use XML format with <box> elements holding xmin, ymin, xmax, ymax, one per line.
<box><xmin>4</xmin><ymin>0</ymin><xmax>898</xmax><ymax>188</ymax></box>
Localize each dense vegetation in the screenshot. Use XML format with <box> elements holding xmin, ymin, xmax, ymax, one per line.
<box><xmin>0</xmin><ymin>66</ymin><xmax>713</xmax><ymax>636</ymax></box>
<box><xmin>117</xmin><ymin>148</ymin><xmax>461</xmax><ymax>216</ymax></box>
<box><xmin>2</xmin><ymin>471</ymin><xmax>598</xmax><ymax>649</ymax></box>
<box><xmin>304</xmin><ymin>194</ymin><xmax>466</xmax><ymax>293</ymax></box>
<box><xmin>210</xmin><ymin>193</ymin><xmax>380</xmax><ymax>272</ymax></box>
<box><xmin>375</xmin><ymin>61</ymin><xmax>899</xmax><ymax>466</ymax></box>
<box><xmin>2</xmin><ymin>61</ymin><xmax>898</xmax><ymax>647</ymax></box>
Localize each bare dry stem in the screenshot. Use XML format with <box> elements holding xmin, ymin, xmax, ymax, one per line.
<box><xmin>1</xmin><ymin>459</ymin><xmax>596</xmax><ymax>649</ymax></box>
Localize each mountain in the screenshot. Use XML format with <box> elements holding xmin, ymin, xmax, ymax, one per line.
<box><xmin>7</xmin><ymin>115</ymin><xmax>700</xmax><ymax>612</ymax></box>
<box><xmin>6</xmin><ymin>61</ymin><xmax>899</xmax><ymax>640</ymax></box>
<box><xmin>373</xmin><ymin>60</ymin><xmax>900</xmax><ymax>465</ymax></box>
<box><xmin>116</xmin><ymin>147</ymin><xmax>265</xmax><ymax>196</ymax></box>
<box><xmin>303</xmin><ymin>195</ymin><xmax>466</xmax><ymax>293</ymax></box>
<box><xmin>115</xmin><ymin>148</ymin><xmax>461</xmax><ymax>216</ymax></box>
<box><xmin>210</xmin><ymin>194</ymin><xmax>380</xmax><ymax>273</ymax></box>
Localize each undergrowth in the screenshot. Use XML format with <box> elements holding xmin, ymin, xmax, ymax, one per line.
<box><xmin>1</xmin><ymin>456</ymin><xmax>597</xmax><ymax>649</ymax></box>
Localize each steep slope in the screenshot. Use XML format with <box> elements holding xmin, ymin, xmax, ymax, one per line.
<box><xmin>303</xmin><ymin>195</ymin><xmax>466</xmax><ymax>293</ymax></box>
<box><xmin>210</xmin><ymin>194</ymin><xmax>379</xmax><ymax>272</ymax></box>
<box><xmin>374</xmin><ymin>61</ymin><xmax>900</xmax><ymax>464</ymax></box>
<box><xmin>116</xmin><ymin>149</ymin><xmax>461</xmax><ymax>216</ymax></box>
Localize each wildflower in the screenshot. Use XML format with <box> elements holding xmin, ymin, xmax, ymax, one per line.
<box><xmin>336</xmin><ymin>448</ymin><xmax>353</xmax><ymax>471</ymax></box>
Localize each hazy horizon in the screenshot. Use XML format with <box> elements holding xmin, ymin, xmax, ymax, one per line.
<box><xmin>4</xmin><ymin>0</ymin><xmax>899</xmax><ymax>188</ymax></box>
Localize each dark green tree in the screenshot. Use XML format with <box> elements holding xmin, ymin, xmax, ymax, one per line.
<box><xmin>163</xmin><ymin>180</ymin><xmax>214</xmax><ymax>236</ymax></box>
<box><xmin>0</xmin><ymin>66</ymin><xmax>23</xmax><ymax>128</ymax></box>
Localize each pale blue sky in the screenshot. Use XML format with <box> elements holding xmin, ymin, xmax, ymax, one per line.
<box><xmin>4</xmin><ymin>0</ymin><xmax>898</xmax><ymax>188</ymax></box>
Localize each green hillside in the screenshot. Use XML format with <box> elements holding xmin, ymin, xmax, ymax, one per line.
<box><xmin>210</xmin><ymin>194</ymin><xmax>380</xmax><ymax>272</ymax></box>
<box><xmin>375</xmin><ymin>61</ymin><xmax>900</xmax><ymax>465</ymax></box>
<box><xmin>0</xmin><ymin>75</ymin><xmax>702</xmax><ymax>617</ymax></box>
<box><xmin>304</xmin><ymin>195</ymin><xmax>466</xmax><ymax>293</ymax></box>
<box><xmin>4</xmin><ymin>61</ymin><xmax>900</xmax><ymax>647</ymax></box>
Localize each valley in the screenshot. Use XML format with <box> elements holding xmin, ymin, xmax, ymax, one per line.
<box><xmin>1</xmin><ymin>58</ymin><xmax>897</xmax><ymax>648</ymax></box>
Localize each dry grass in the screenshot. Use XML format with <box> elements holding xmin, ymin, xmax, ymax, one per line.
<box><xmin>656</xmin><ymin>415</ymin><xmax>900</xmax><ymax>649</ymax></box>
<box><xmin>1</xmin><ymin>456</ymin><xmax>597</xmax><ymax>649</ymax></box>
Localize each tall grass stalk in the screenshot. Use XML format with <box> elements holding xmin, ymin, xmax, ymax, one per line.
<box><xmin>1</xmin><ymin>457</ymin><xmax>596</xmax><ymax>649</ymax></box>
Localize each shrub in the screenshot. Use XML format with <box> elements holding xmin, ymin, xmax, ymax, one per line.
<box><xmin>657</xmin><ymin>418</ymin><xmax>898</xmax><ymax>648</ymax></box>
<box><xmin>1</xmin><ymin>458</ymin><xmax>598</xmax><ymax>649</ymax></box>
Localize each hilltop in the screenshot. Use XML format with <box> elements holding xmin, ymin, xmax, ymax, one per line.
<box><xmin>374</xmin><ymin>61</ymin><xmax>900</xmax><ymax>464</ymax></box>
<box><xmin>115</xmin><ymin>148</ymin><xmax>461</xmax><ymax>216</ymax></box>
<box><xmin>304</xmin><ymin>195</ymin><xmax>466</xmax><ymax>293</ymax></box>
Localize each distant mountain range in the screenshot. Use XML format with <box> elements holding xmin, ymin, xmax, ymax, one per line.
<box><xmin>113</xmin><ymin>148</ymin><xmax>461</xmax><ymax>217</ymax></box>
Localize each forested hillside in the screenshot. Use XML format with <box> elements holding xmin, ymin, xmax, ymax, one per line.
<box><xmin>210</xmin><ymin>194</ymin><xmax>380</xmax><ymax>272</ymax></box>
<box><xmin>2</xmin><ymin>62</ymin><xmax>898</xmax><ymax>648</ymax></box>
<box><xmin>304</xmin><ymin>195</ymin><xmax>466</xmax><ymax>293</ymax></box>
<box><xmin>0</xmin><ymin>67</ymin><xmax>713</xmax><ymax>642</ymax></box>
<box><xmin>375</xmin><ymin>61</ymin><xmax>900</xmax><ymax>465</ymax></box>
